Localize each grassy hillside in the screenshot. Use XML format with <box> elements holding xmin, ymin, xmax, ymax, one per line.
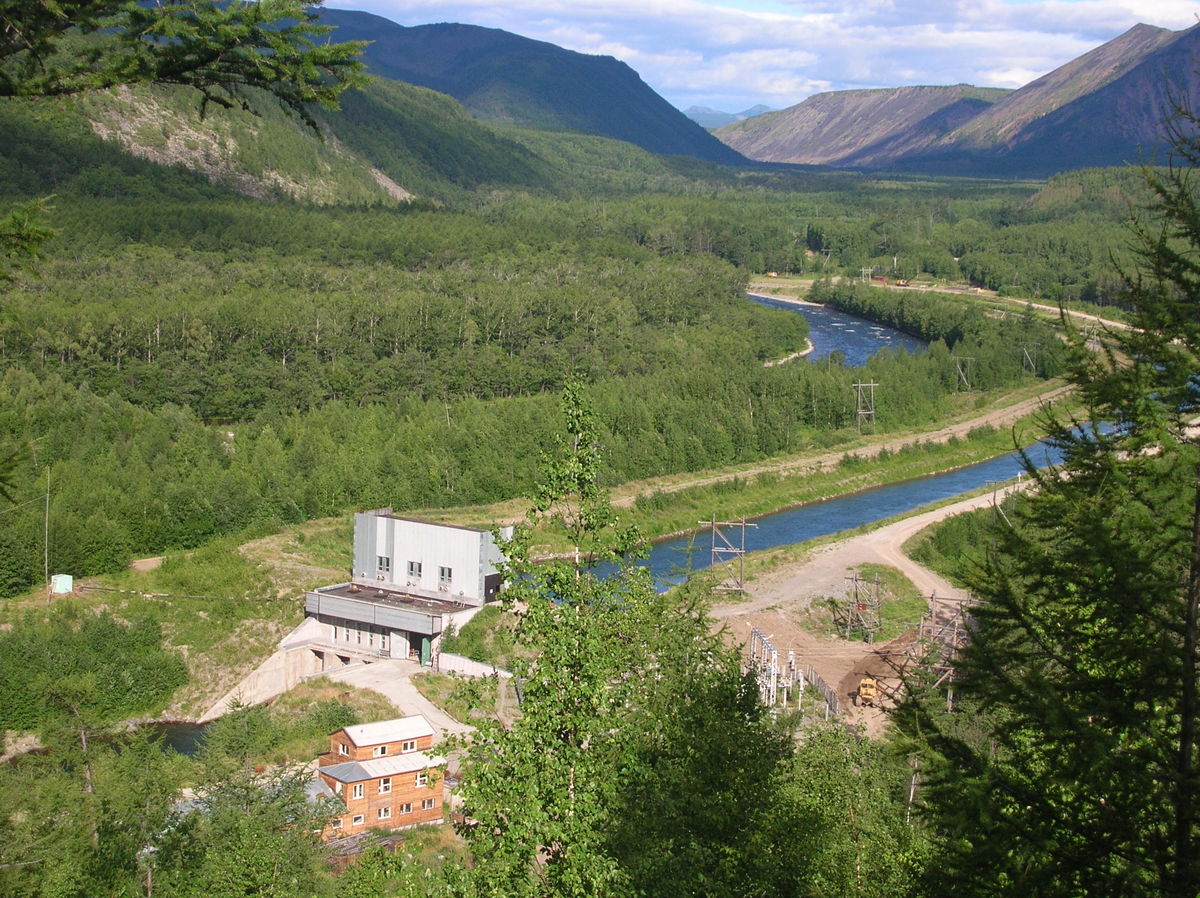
<box><xmin>0</xmin><ymin>76</ymin><xmax>560</xmax><ymax>207</ymax></box>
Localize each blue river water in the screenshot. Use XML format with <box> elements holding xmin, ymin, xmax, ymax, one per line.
<box><xmin>605</xmin><ymin>295</ymin><xmax>1053</xmax><ymax>589</ymax></box>
<box><xmin>749</xmin><ymin>293</ymin><xmax>927</xmax><ymax>365</ymax></box>
<box><xmin>629</xmin><ymin>442</ymin><xmax>1057</xmax><ymax>589</ymax></box>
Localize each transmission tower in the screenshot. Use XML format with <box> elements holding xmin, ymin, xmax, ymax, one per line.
<box><xmin>953</xmin><ymin>356</ymin><xmax>976</xmax><ymax>392</ymax></box>
<box><xmin>853</xmin><ymin>381</ymin><xmax>878</xmax><ymax>433</ymax></box>
<box><xmin>701</xmin><ymin>517</ymin><xmax>757</xmax><ymax>595</ymax></box>
<box><xmin>842</xmin><ymin>573</ymin><xmax>883</xmax><ymax>642</ymax></box>
<box><xmin>1019</xmin><ymin>341</ymin><xmax>1041</xmax><ymax>375</ymax></box>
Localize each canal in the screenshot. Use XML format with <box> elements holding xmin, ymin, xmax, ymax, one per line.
<box><xmin>615</xmin><ymin>295</ymin><xmax>1049</xmax><ymax>588</ymax></box>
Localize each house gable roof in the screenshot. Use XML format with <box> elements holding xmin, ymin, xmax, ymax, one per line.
<box><xmin>319</xmin><ymin>751</ymin><xmax>445</xmax><ymax>783</ymax></box>
<box><xmin>340</xmin><ymin>715</ymin><xmax>435</xmax><ymax>747</ymax></box>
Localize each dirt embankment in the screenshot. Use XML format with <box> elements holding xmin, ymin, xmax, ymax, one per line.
<box><xmin>712</xmin><ymin>483</ymin><xmax>1025</xmax><ymax>736</ymax></box>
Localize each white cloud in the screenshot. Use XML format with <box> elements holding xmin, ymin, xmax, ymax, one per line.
<box><xmin>325</xmin><ymin>0</ymin><xmax>1198</xmax><ymax>111</ymax></box>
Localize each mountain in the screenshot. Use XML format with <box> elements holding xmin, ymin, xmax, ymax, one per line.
<box><xmin>716</xmin><ymin>85</ymin><xmax>1009</xmax><ymax>165</ymax></box>
<box><xmin>317</xmin><ymin>8</ymin><xmax>748</xmax><ymax>166</ymax></box>
<box><xmin>712</xmin><ymin>22</ymin><xmax>1200</xmax><ymax>176</ymax></box>
<box><xmin>943</xmin><ymin>23</ymin><xmax>1178</xmax><ymax>151</ymax></box>
<box><xmin>906</xmin><ymin>22</ymin><xmax>1200</xmax><ymax>174</ymax></box>
<box><xmin>0</xmin><ymin>73</ymin><xmax>558</xmax><ymax>207</ymax></box>
<box><xmin>685</xmin><ymin>104</ymin><xmax>775</xmax><ymax>129</ymax></box>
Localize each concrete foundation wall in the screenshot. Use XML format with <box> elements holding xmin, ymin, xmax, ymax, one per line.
<box><xmin>437</xmin><ymin>652</ymin><xmax>512</xmax><ymax>680</ymax></box>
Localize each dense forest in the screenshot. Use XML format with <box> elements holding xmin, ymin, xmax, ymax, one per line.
<box><xmin>5</xmin><ymin>7</ymin><xmax>1198</xmax><ymax>896</ymax></box>
<box><xmin>0</xmin><ymin>111</ymin><xmax>1094</xmax><ymax>594</ymax></box>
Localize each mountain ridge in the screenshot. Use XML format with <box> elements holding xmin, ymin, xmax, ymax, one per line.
<box><xmin>714</xmin><ymin>21</ymin><xmax>1200</xmax><ymax>175</ymax></box>
<box><xmin>717</xmin><ymin>85</ymin><xmax>1010</xmax><ymax>165</ymax></box>
<box><xmin>317</xmin><ymin>9</ymin><xmax>748</xmax><ymax>166</ymax></box>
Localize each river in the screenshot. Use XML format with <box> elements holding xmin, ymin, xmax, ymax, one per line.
<box><xmin>749</xmin><ymin>292</ymin><xmax>927</xmax><ymax>364</ymax></box>
<box><xmin>607</xmin><ymin>295</ymin><xmax>1048</xmax><ymax>588</ymax></box>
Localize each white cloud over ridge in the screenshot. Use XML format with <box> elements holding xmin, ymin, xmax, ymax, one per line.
<box><xmin>326</xmin><ymin>0</ymin><xmax>1198</xmax><ymax>112</ymax></box>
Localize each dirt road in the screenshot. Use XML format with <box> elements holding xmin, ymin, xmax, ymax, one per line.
<box><xmin>611</xmin><ymin>384</ymin><xmax>1069</xmax><ymax>509</ymax></box>
<box><xmin>712</xmin><ymin>481</ymin><xmax>1028</xmax><ymax>733</ymax></box>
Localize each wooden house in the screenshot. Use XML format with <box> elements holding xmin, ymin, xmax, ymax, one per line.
<box><xmin>315</xmin><ymin>715</ymin><xmax>445</xmax><ymax>837</ymax></box>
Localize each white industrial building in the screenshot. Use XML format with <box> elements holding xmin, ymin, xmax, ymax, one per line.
<box><xmin>300</xmin><ymin>510</ymin><xmax>510</xmax><ymax>667</ymax></box>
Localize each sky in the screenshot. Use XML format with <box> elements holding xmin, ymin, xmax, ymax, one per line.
<box><xmin>324</xmin><ymin>0</ymin><xmax>1198</xmax><ymax>113</ymax></box>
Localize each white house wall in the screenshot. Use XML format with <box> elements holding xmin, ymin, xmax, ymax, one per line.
<box><xmin>352</xmin><ymin>513</ymin><xmax>506</xmax><ymax>602</ymax></box>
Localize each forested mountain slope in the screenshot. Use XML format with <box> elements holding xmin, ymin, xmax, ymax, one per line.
<box><xmin>715</xmin><ymin>22</ymin><xmax>1200</xmax><ymax>176</ymax></box>
<box><xmin>1</xmin><ymin>74</ymin><xmax>557</xmax><ymax>205</ymax></box>
<box><xmin>317</xmin><ymin>8</ymin><xmax>748</xmax><ymax>166</ymax></box>
<box><xmin>717</xmin><ymin>86</ymin><xmax>1009</xmax><ymax>166</ymax></box>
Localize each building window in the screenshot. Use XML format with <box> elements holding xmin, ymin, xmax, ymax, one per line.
<box><xmin>438</xmin><ymin>566</ymin><xmax>452</xmax><ymax>588</ymax></box>
<box><xmin>407</xmin><ymin>560</ymin><xmax>421</xmax><ymax>579</ymax></box>
<box><xmin>351</xmin><ymin>783</ymin><xmax>364</xmax><ymax>800</ymax></box>
<box><xmin>380</xmin><ymin>631</ymin><xmax>389</xmax><ymax>651</ymax></box>
<box><xmin>415</xmin><ymin>771</ymin><xmax>429</xmax><ymax>787</ymax></box>
<box><xmin>421</xmin><ymin>798</ymin><xmax>435</xmax><ymax>811</ymax></box>
<box><xmin>373</xmin><ymin>745</ymin><xmax>388</xmax><ymax>758</ymax></box>
<box><xmin>398</xmin><ymin>803</ymin><xmax>412</xmax><ymax>814</ymax></box>
<box><xmin>351</xmin><ymin>814</ymin><xmax>364</xmax><ymax>826</ymax></box>
<box><xmin>343</xmin><ymin>623</ymin><xmax>351</xmax><ymax>641</ymax></box>
<box><xmin>368</xmin><ymin>629</ymin><xmax>375</xmax><ymax>647</ymax></box>
<box><xmin>378</xmin><ymin>806</ymin><xmax>391</xmax><ymax>820</ymax></box>
<box><xmin>379</xmin><ymin>777</ymin><xmax>391</xmax><ymax>794</ymax></box>
<box><xmin>377</xmin><ymin>555</ymin><xmax>391</xmax><ymax>575</ymax></box>
<box><xmin>401</xmin><ymin>739</ymin><xmax>416</xmax><ymax>753</ymax></box>
<box><xmin>338</xmin><ymin>742</ymin><xmax>349</xmax><ymax>756</ymax></box>
<box><xmin>330</xmin><ymin>817</ymin><xmax>342</xmax><ymax>829</ymax></box>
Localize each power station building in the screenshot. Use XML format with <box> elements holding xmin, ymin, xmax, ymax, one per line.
<box><xmin>301</xmin><ymin>510</ymin><xmax>510</xmax><ymax>667</ymax></box>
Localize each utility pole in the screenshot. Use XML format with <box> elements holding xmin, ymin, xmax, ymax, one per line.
<box><xmin>44</xmin><ymin>466</ymin><xmax>49</xmax><ymax>590</ymax></box>
<box><xmin>953</xmin><ymin>356</ymin><xmax>975</xmax><ymax>392</ymax></box>
<box><xmin>853</xmin><ymin>382</ymin><xmax>878</xmax><ymax>433</ymax></box>
<box><xmin>1020</xmin><ymin>341</ymin><xmax>1041</xmax><ymax>375</ymax></box>
<box><xmin>701</xmin><ymin>517</ymin><xmax>757</xmax><ymax>595</ymax></box>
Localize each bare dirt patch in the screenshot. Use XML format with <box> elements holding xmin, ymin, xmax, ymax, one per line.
<box><xmin>711</xmin><ymin>485</ymin><xmax>1016</xmax><ymax>736</ymax></box>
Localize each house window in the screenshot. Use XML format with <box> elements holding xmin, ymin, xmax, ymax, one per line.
<box><xmin>379</xmin><ymin>777</ymin><xmax>391</xmax><ymax>794</ymax></box>
<box><xmin>373</xmin><ymin>745</ymin><xmax>388</xmax><ymax>758</ymax></box>
<box><xmin>415</xmin><ymin>771</ymin><xmax>429</xmax><ymax>787</ymax></box>
<box><xmin>351</xmin><ymin>814</ymin><xmax>364</xmax><ymax>826</ymax></box>
<box><xmin>421</xmin><ymin>798</ymin><xmax>435</xmax><ymax>811</ymax></box>
<box><xmin>338</xmin><ymin>742</ymin><xmax>349</xmax><ymax>756</ymax></box>
<box><xmin>438</xmin><ymin>566</ymin><xmax>452</xmax><ymax>587</ymax></box>
<box><xmin>407</xmin><ymin>560</ymin><xmax>421</xmax><ymax>579</ymax></box>
<box><xmin>380</xmin><ymin>631</ymin><xmax>389</xmax><ymax>651</ymax></box>
<box><xmin>401</xmin><ymin>739</ymin><xmax>416</xmax><ymax>752</ymax></box>
<box><xmin>351</xmin><ymin>783</ymin><xmax>364</xmax><ymax>800</ymax></box>
<box><xmin>330</xmin><ymin>817</ymin><xmax>342</xmax><ymax>829</ymax></box>
<box><xmin>343</xmin><ymin>623</ymin><xmax>351</xmax><ymax>641</ymax></box>
<box><xmin>378</xmin><ymin>806</ymin><xmax>391</xmax><ymax>820</ymax></box>
<box><xmin>377</xmin><ymin>555</ymin><xmax>391</xmax><ymax>575</ymax></box>
<box><xmin>398</xmin><ymin>803</ymin><xmax>412</xmax><ymax>814</ymax></box>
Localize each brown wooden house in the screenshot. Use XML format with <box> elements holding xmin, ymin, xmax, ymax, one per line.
<box><xmin>315</xmin><ymin>716</ymin><xmax>445</xmax><ymax>838</ymax></box>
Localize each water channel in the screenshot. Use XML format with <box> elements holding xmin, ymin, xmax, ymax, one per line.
<box><xmin>139</xmin><ymin>297</ymin><xmax>1039</xmax><ymax>744</ymax></box>
<box><xmin>618</xmin><ymin>294</ymin><xmax>1055</xmax><ymax>589</ymax></box>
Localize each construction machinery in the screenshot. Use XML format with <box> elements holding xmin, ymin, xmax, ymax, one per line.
<box><xmin>855</xmin><ymin>676</ymin><xmax>879</xmax><ymax>707</ymax></box>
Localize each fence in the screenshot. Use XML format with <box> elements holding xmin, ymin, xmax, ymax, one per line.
<box><xmin>435</xmin><ymin>652</ymin><xmax>512</xmax><ymax>679</ymax></box>
<box><xmin>802</xmin><ymin>663</ymin><xmax>842</xmax><ymax>718</ymax></box>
